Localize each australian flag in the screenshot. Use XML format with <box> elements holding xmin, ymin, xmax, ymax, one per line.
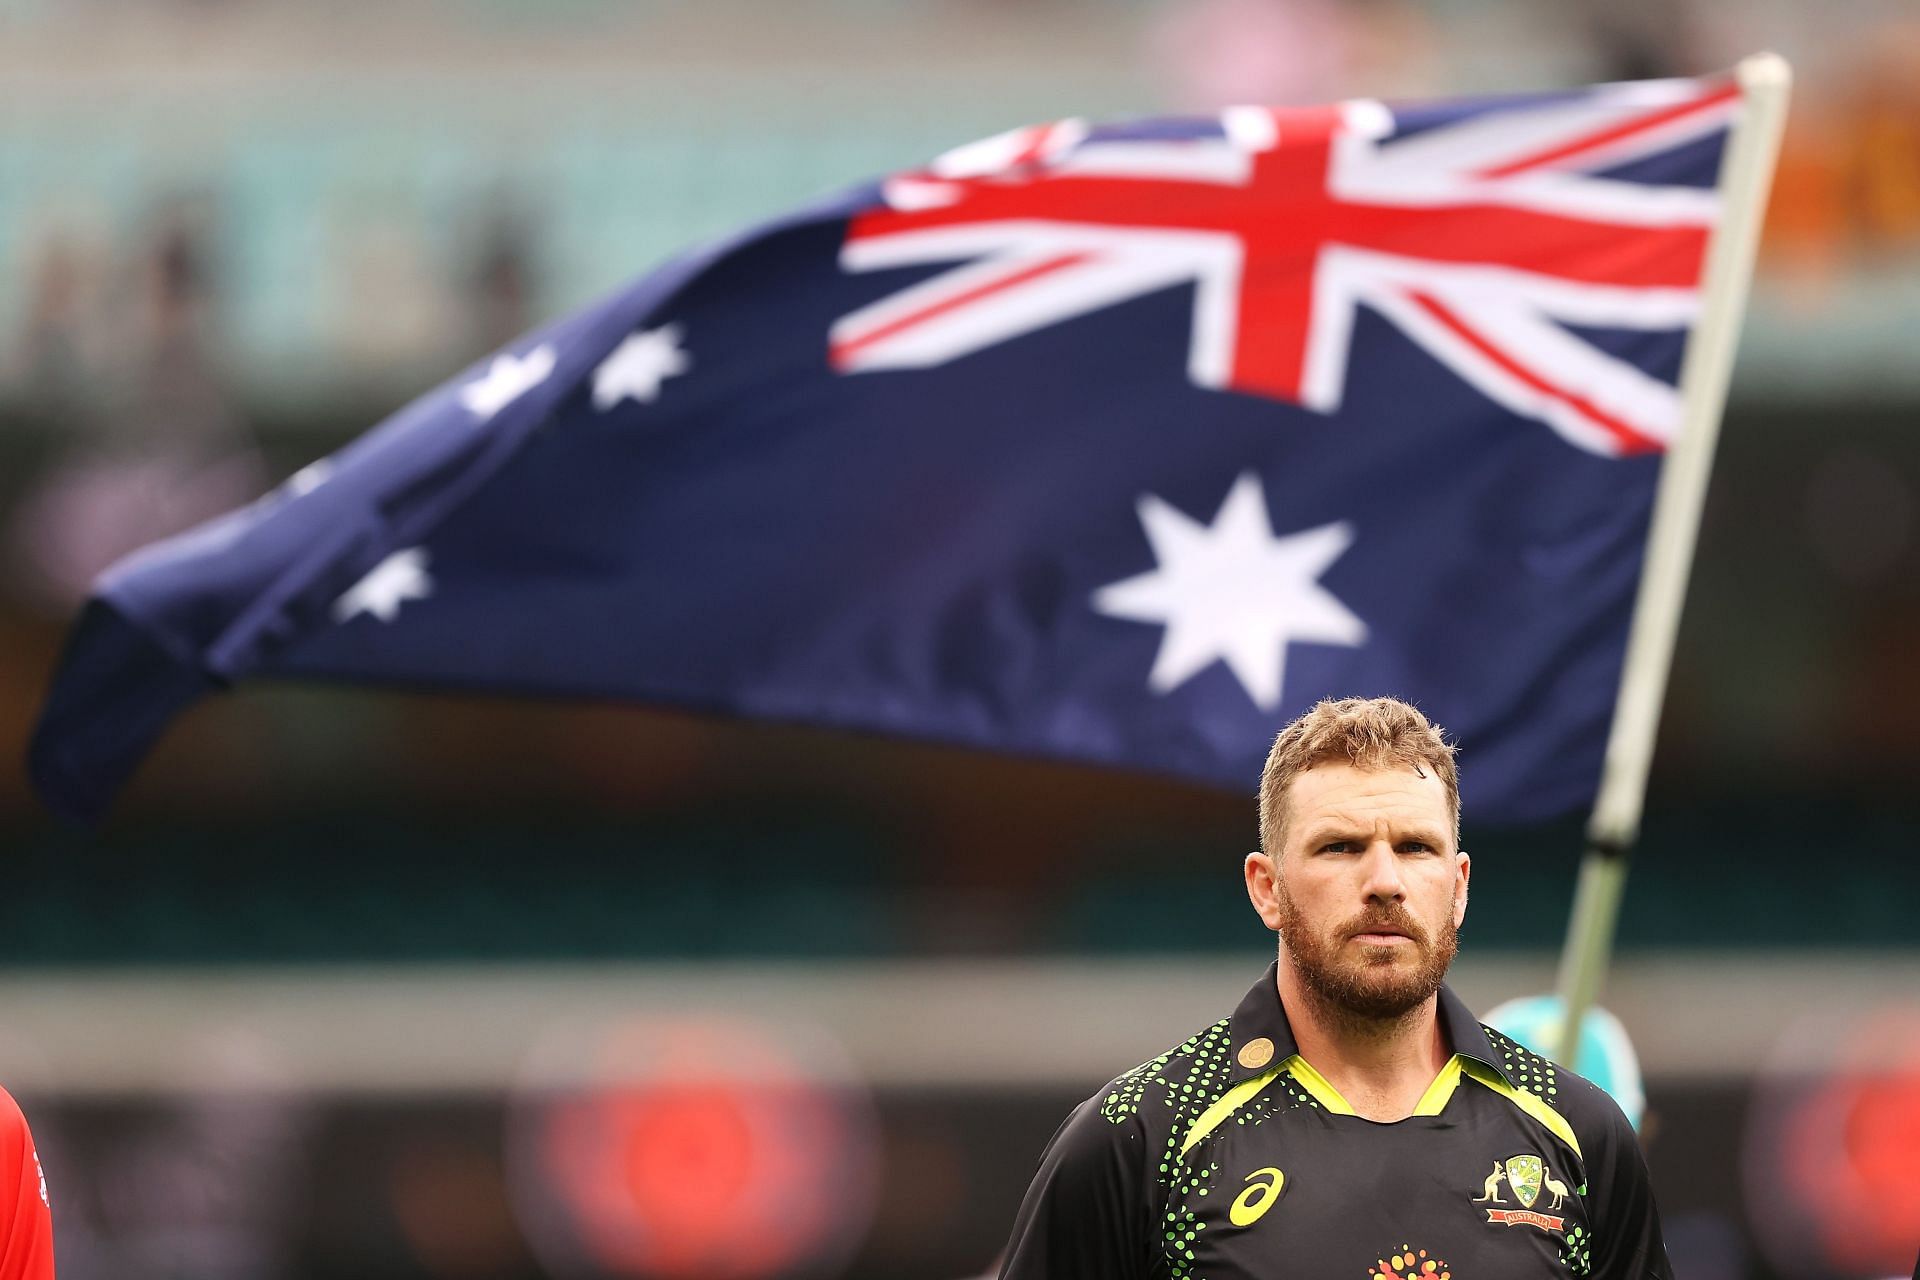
<box><xmin>30</xmin><ymin>76</ymin><xmax>1744</xmax><ymax>821</ymax></box>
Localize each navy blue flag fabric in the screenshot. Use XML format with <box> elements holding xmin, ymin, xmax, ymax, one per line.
<box><xmin>30</xmin><ymin>76</ymin><xmax>1743</xmax><ymax>821</ymax></box>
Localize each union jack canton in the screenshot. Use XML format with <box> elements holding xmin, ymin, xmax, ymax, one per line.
<box><xmin>835</xmin><ymin>80</ymin><xmax>1735</xmax><ymax>456</ymax></box>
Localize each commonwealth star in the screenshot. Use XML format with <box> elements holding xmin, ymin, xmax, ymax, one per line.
<box><xmin>459</xmin><ymin>345</ymin><xmax>556</xmax><ymax>421</ymax></box>
<box><xmin>332</xmin><ymin>547</ymin><xmax>434</xmax><ymax>624</ymax></box>
<box><xmin>593</xmin><ymin>324</ymin><xmax>690</xmax><ymax>410</ymax></box>
<box><xmin>1092</xmin><ymin>472</ymin><xmax>1367</xmax><ymax>710</ymax></box>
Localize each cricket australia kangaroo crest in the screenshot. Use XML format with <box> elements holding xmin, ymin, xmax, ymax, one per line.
<box><xmin>1473</xmin><ymin>1153</ymin><xmax>1574</xmax><ymax>1233</ymax></box>
<box><xmin>833</xmin><ymin>83</ymin><xmax>1736</xmax><ymax>457</ymax></box>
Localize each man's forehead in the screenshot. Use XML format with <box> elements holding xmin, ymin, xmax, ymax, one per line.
<box><xmin>1286</xmin><ymin>761</ymin><xmax>1450</xmax><ymax>824</ymax></box>
<box><xmin>1292</xmin><ymin>758</ymin><xmax>1444</xmax><ymax>795</ymax></box>
<box><xmin>1299</xmin><ymin>809</ymin><xmax>1451</xmax><ymax>838</ymax></box>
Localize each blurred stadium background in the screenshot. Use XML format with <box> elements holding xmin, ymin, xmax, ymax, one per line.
<box><xmin>2</xmin><ymin>1</ymin><xmax>1919</xmax><ymax>1277</ymax></box>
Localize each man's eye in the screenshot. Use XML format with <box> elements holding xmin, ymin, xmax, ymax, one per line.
<box><xmin>1400</xmin><ymin>842</ymin><xmax>1434</xmax><ymax>854</ymax></box>
<box><xmin>1322</xmin><ymin>841</ymin><xmax>1357</xmax><ymax>853</ymax></box>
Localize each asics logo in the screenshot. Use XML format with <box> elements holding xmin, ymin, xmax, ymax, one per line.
<box><xmin>1229</xmin><ymin>1167</ymin><xmax>1286</xmax><ymax>1227</ymax></box>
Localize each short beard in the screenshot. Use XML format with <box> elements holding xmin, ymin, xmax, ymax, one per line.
<box><xmin>1274</xmin><ymin>876</ymin><xmax>1458</xmax><ymax>1030</ymax></box>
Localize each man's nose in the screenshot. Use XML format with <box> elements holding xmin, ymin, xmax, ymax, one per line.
<box><xmin>1359</xmin><ymin>841</ymin><xmax>1406</xmax><ymax>901</ymax></box>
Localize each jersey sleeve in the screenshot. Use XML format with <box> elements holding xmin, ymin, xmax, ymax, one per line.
<box><xmin>0</xmin><ymin>1090</ymin><xmax>53</xmax><ymax>1280</ymax></box>
<box><xmin>1570</xmin><ymin>1078</ymin><xmax>1671</xmax><ymax>1280</ymax></box>
<box><xmin>998</xmin><ymin>1094</ymin><xmax>1154</xmax><ymax>1280</ymax></box>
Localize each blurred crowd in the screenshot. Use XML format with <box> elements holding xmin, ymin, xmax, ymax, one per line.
<box><xmin>7</xmin><ymin>202</ymin><xmax>263</xmax><ymax>610</ymax></box>
<box><xmin>5</xmin><ymin>198</ymin><xmax>537</xmax><ymax>612</ymax></box>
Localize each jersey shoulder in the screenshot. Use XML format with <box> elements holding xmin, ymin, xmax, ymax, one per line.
<box><xmin>1094</xmin><ymin>1016</ymin><xmax>1240</xmax><ymax>1134</ymax></box>
<box><xmin>1479</xmin><ymin>1024</ymin><xmax>1639</xmax><ymax>1156</ymax></box>
<box><xmin>1001</xmin><ymin>1021</ymin><xmax>1242</xmax><ymax>1280</ymax></box>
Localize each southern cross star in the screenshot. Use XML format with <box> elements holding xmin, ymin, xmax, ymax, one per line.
<box><xmin>332</xmin><ymin>547</ymin><xmax>433</xmax><ymax>624</ymax></box>
<box><xmin>285</xmin><ymin>459</ymin><xmax>334</xmax><ymax>497</ymax></box>
<box><xmin>1092</xmin><ymin>472</ymin><xmax>1367</xmax><ymax>711</ymax></box>
<box><xmin>459</xmin><ymin>344</ymin><xmax>556</xmax><ymax>421</ymax></box>
<box><xmin>593</xmin><ymin>324</ymin><xmax>690</xmax><ymax>410</ymax></box>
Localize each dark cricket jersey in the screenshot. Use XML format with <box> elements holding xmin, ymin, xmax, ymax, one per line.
<box><xmin>1000</xmin><ymin>963</ymin><xmax>1669</xmax><ymax>1280</ymax></box>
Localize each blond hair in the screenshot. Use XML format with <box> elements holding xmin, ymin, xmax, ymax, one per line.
<box><xmin>1258</xmin><ymin>696</ymin><xmax>1459</xmax><ymax>855</ymax></box>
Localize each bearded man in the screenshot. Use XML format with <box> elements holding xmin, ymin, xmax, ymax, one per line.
<box><xmin>997</xmin><ymin>696</ymin><xmax>1669</xmax><ymax>1279</ymax></box>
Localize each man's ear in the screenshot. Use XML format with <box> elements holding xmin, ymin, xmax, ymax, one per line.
<box><xmin>1453</xmin><ymin>849</ymin><xmax>1470</xmax><ymax>928</ymax></box>
<box><xmin>1245</xmin><ymin>850</ymin><xmax>1285</xmax><ymax>931</ymax></box>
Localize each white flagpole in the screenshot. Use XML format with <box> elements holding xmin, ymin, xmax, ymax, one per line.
<box><xmin>1551</xmin><ymin>53</ymin><xmax>1793</xmax><ymax>1068</ymax></box>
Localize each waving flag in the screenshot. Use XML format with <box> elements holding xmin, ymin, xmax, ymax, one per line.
<box><xmin>31</xmin><ymin>75</ymin><xmax>1746</xmax><ymax>821</ymax></box>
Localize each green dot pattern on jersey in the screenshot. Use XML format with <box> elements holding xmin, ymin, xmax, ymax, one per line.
<box><xmin>1099</xmin><ymin>1019</ymin><xmax>1328</xmax><ymax>1280</ymax></box>
<box><xmin>1483</xmin><ymin>1026</ymin><xmax>1561</xmax><ymax>1104</ymax></box>
<box><xmin>1558</xmin><ymin>1223</ymin><xmax>1593</xmax><ymax>1276</ymax></box>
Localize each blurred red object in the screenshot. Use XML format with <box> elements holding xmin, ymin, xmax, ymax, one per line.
<box><xmin>508</xmin><ymin>1015</ymin><xmax>878</xmax><ymax>1280</ymax></box>
<box><xmin>1745</xmin><ymin>1007</ymin><xmax>1920</xmax><ymax>1278</ymax></box>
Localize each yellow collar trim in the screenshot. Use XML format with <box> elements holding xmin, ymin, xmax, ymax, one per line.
<box><xmin>1167</xmin><ymin>1059</ymin><xmax>1351</xmax><ymax>1166</ymax></box>
<box><xmin>1176</xmin><ymin>1052</ymin><xmax>1579</xmax><ymax>1161</ymax></box>
<box><xmin>1411</xmin><ymin>1054</ymin><xmax>1466</xmax><ymax>1115</ymax></box>
<box><xmin>1460</xmin><ymin>1058</ymin><xmax>1582</xmax><ymax>1159</ymax></box>
<box><xmin>1175</xmin><ymin>1052</ymin><xmax>1359</xmax><ymax>1161</ymax></box>
<box><xmin>1179</xmin><ymin>1063</ymin><xmax>1286</xmax><ymax>1158</ymax></box>
<box><xmin>1281</xmin><ymin>1054</ymin><xmax>1358</xmax><ymax>1115</ymax></box>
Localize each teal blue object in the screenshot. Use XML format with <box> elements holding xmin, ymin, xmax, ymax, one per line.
<box><xmin>1482</xmin><ymin>996</ymin><xmax>1645</xmax><ymax>1131</ymax></box>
